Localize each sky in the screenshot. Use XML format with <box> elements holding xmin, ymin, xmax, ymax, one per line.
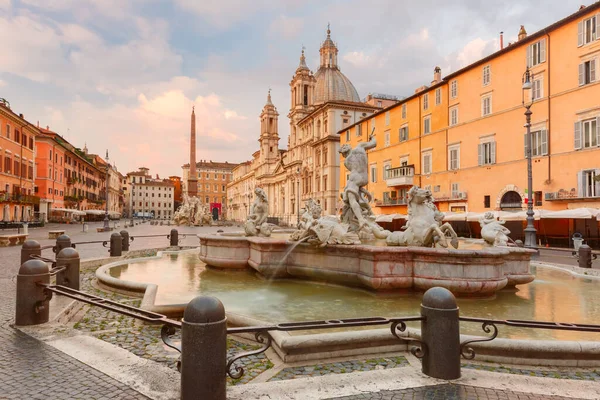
<box><xmin>0</xmin><ymin>0</ymin><xmax>585</xmax><ymax>177</ymax></box>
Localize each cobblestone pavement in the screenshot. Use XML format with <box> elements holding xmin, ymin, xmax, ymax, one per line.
<box><xmin>327</xmin><ymin>383</ymin><xmax>583</xmax><ymax>399</ymax></box>
<box><xmin>463</xmin><ymin>363</ymin><xmax>600</xmax><ymax>381</ymax></box>
<box><xmin>269</xmin><ymin>356</ymin><xmax>409</xmax><ymax>381</ymax></box>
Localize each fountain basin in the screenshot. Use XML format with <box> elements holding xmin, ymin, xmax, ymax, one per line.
<box><xmin>198</xmin><ymin>234</ymin><xmax>535</xmax><ymax>297</ymax></box>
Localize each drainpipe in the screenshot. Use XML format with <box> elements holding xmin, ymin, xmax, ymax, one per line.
<box><xmin>418</xmin><ymin>96</ymin><xmax>422</xmax><ymax>187</ymax></box>
<box><xmin>546</xmin><ymin>31</ymin><xmax>551</xmax><ymax>184</ymax></box>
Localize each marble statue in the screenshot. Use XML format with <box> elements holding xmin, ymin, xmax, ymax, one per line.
<box><xmin>479</xmin><ymin>212</ymin><xmax>511</xmax><ymax>246</ymax></box>
<box><xmin>173</xmin><ymin>194</ymin><xmax>212</xmax><ymax>226</ymax></box>
<box><xmin>386</xmin><ymin>186</ymin><xmax>459</xmax><ymax>248</ymax></box>
<box><xmin>339</xmin><ymin>132</ymin><xmax>390</xmax><ymax>240</ymax></box>
<box><xmin>290</xmin><ymin>201</ymin><xmax>360</xmax><ymax>247</ymax></box>
<box><xmin>244</xmin><ymin>187</ymin><xmax>273</xmax><ymax>237</ymax></box>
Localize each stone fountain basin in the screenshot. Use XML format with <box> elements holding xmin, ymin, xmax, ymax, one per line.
<box><xmin>198</xmin><ymin>234</ymin><xmax>536</xmax><ymax>297</ymax></box>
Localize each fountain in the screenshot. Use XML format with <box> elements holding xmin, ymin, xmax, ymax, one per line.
<box><xmin>198</xmin><ymin>133</ymin><xmax>535</xmax><ymax>297</ymax></box>
<box><xmin>173</xmin><ymin>193</ymin><xmax>212</xmax><ymax>226</ymax></box>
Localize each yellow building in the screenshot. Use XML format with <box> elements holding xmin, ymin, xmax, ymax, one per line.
<box><xmin>340</xmin><ymin>5</ymin><xmax>600</xmax><ymax>244</ymax></box>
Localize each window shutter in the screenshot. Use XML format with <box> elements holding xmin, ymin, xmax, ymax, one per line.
<box><xmin>574</xmin><ymin>121</ymin><xmax>582</xmax><ymax>149</ymax></box>
<box><xmin>526</xmin><ymin>44</ymin><xmax>532</xmax><ymax>67</ymax></box>
<box><xmin>540</xmin><ymin>38</ymin><xmax>546</xmax><ymax>63</ymax></box>
<box><xmin>541</xmin><ymin>129</ymin><xmax>548</xmax><ymax>155</ymax></box>
<box><xmin>491</xmin><ymin>141</ymin><xmax>496</xmax><ymax>164</ymax></box>
<box><xmin>524</xmin><ymin>133</ymin><xmax>528</xmax><ymax>158</ymax></box>
<box><xmin>478</xmin><ymin>144</ymin><xmax>483</xmax><ymax>166</ymax></box>
<box><xmin>578</xmin><ymin>21</ymin><xmax>584</xmax><ymax>46</ymax></box>
<box><xmin>595</xmin><ymin>170</ymin><xmax>600</xmax><ymax>197</ymax></box>
<box><xmin>591</xmin><ymin>59</ymin><xmax>596</xmax><ymax>82</ymax></box>
<box><xmin>597</xmin><ymin>117</ymin><xmax>600</xmax><ymax>146</ymax></box>
<box><xmin>577</xmin><ymin>170</ymin><xmax>585</xmax><ymax>198</ymax></box>
<box><xmin>597</xmin><ymin>14</ymin><xmax>600</xmax><ymax>41</ymax></box>
<box><xmin>578</xmin><ymin>63</ymin><xmax>585</xmax><ymax>86</ymax></box>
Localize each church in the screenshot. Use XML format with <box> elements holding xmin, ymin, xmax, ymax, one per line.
<box><xmin>227</xmin><ymin>27</ymin><xmax>384</xmax><ymax>224</ymax></box>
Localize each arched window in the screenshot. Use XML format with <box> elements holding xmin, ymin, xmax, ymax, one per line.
<box><xmin>500</xmin><ymin>191</ymin><xmax>522</xmax><ymax>210</ymax></box>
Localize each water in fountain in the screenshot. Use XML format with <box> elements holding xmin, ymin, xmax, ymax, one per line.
<box><xmin>265</xmin><ymin>236</ymin><xmax>310</xmax><ymax>284</ymax></box>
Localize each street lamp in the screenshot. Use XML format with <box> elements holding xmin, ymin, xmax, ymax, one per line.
<box><xmin>103</xmin><ymin>150</ymin><xmax>110</xmax><ymax>231</ymax></box>
<box><xmin>130</xmin><ymin>178</ymin><xmax>135</xmax><ymax>226</ymax></box>
<box><xmin>296</xmin><ymin>167</ymin><xmax>301</xmax><ymax>227</ymax></box>
<box><xmin>522</xmin><ymin>67</ymin><xmax>537</xmax><ymax>248</ymax></box>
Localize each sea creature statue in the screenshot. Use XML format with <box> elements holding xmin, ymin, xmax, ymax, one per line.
<box><xmin>291</xmin><ymin>202</ymin><xmax>360</xmax><ymax>247</ymax></box>
<box><xmin>290</xmin><ymin>199</ymin><xmax>321</xmax><ymax>240</ymax></box>
<box><xmin>339</xmin><ymin>131</ymin><xmax>390</xmax><ymax>240</ymax></box>
<box><xmin>479</xmin><ymin>212</ymin><xmax>511</xmax><ymax>246</ymax></box>
<box><xmin>386</xmin><ymin>186</ymin><xmax>459</xmax><ymax>248</ymax></box>
<box><xmin>244</xmin><ymin>187</ymin><xmax>273</xmax><ymax>237</ymax></box>
<box><xmin>173</xmin><ymin>193</ymin><xmax>212</xmax><ymax>226</ymax></box>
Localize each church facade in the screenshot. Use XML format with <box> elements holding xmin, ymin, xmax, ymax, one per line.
<box><xmin>227</xmin><ymin>28</ymin><xmax>380</xmax><ymax>224</ymax></box>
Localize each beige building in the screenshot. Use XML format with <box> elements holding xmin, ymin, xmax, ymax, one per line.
<box><xmin>227</xmin><ymin>27</ymin><xmax>379</xmax><ymax>224</ymax></box>
<box><xmin>127</xmin><ymin>167</ymin><xmax>174</xmax><ymax>220</ymax></box>
<box><xmin>182</xmin><ymin>160</ymin><xmax>237</xmax><ymax>220</ymax></box>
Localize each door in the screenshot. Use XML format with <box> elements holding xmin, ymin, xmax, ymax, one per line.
<box><xmin>212</xmin><ymin>207</ymin><xmax>219</xmax><ymax>221</ymax></box>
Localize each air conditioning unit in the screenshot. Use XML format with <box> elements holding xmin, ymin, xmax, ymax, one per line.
<box><xmin>544</xmin><ymin>192</ymin><xmax>556</xmax><ymax>200</ymax></box>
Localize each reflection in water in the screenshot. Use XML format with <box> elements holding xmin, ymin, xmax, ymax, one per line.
<box><xmin>110</xmin><ymin>252</ymin><xmax>599</xmax><ymax>341</ymax></box>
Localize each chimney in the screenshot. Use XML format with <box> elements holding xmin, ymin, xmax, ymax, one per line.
<box><xmin>500</xmin><ymin>32</ymin><xmax>504</xmax><ymax>50</ymax></box>
<box><xmin>433</xmin><ymin>66</ymin><xmax>441</xmax><ymax>84</ymax></box>
<box><xmin>518</xmin><ymin>25</ymin><xmax>527</xmax><ymax>41</ymax></box>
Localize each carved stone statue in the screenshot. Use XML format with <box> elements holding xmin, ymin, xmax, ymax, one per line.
<box><xmin>290</xmin><ymin>202</ymin><xmax>360</xmax><ymax>247</ymax></box>
<box><xmin>480</xmin><ymin>212</ymin><xmax>511</xmax><ymax>246</ymax></box>
<box><xmin>386</xmin><ymin>186</ymin><xmax>459</xmax><ymax>248</ymax></box>
<box><xmin>244</xmin><ymin>187</ymin><xmax>273</xmax><ymax>237</ymax></box>
<box><xmin>339</xmin><ymin>132</ymin><xmax>390</xmax><ymax>240</ymax></box>
<box><xmin>173</xmin><ymin>193</ymin><xmax>213</xmax><ymax>226</ymax></box>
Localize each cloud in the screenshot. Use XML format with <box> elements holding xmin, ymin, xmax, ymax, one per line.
<box><xmin>0</xmin><ymin>79</ymin><xmax>5</xmax><ymax>87</ymax></box>
<box><xmin>269</xmin><ymin>15</ymin><xmax>304</xmax><ymax>39</ymax></box>
<box><xmin>0</xmin><ymin>0</ymin><xmax>10</xmax><ymax>11</ymax></box>
<box><xmin>446</xmin><ymin>37</ymin><xmax>499</xmax><ymax>72</ymax></box>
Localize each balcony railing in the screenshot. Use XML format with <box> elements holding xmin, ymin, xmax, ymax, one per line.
<box><xmin>375</xmin><ymin>198</ymin><xmax>408</xmax><ymax>207</ymax></box>
<box><xmin>435</xmin><ymin>192</ymin><xmax>468</xmax><ymax>201</ymax></box>
<box><xmin>545</xmin><ymin>190</ymin><xmax>599</xmax><ymax>201</ymax></box>
<box><xmin>0</xmin><ymin>193</ymin><xmax>40</xmax><ymax>205</ymax></box>
<box><xmin>384</xmin><ymin>166</ymin><xmax>415</xmax><ymax>187</ymax></box>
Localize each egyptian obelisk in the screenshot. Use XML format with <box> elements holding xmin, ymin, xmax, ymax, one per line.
<box><xmin>187</xmin><ymin>106</ymin><xmax>198</xmax><ymax>197</ymax></box>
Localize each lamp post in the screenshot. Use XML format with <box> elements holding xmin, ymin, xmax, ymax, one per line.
<box><xmin>103</xmin><ymin>150</ymin><xmax>110</xmax><ymax>231</ymax></box>
<box><xmin>130</xmin><ymin>179</ymin><xmax>135</xmax><ymax>226</ymax></box>
<box><xmin>296</xmin><ymin>167</ymin><xmax>301</xmax><ymax>227</ymax></box>
<box><xmin>522</xmin><ymin>67</ymin><xmax>537</xmax><ymax>249</ymax></box>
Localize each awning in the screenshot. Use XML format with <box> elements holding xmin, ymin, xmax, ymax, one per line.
<box><xmin>498</xmin><ymin>210</ymin><xmax>544</xmax><ymax>221</ymax></box>
<box><xmin>542</xmin><ymin>208</ymin><xmax>599</xmax><ymax>219</ymax></box>
<box><xmin>375</xmin><ymin>213</ymin><xmax>406</xmax><ymax>222</ymax></box>
<box><xmin>85</xmin><ymin>210</ymin><xmax>105</xmax><ymax>215</ymax></box>
<box><xmin>466</xmin><ymin>211</ymin><xmax>499</xmax><ymax>222</ymax></box>
<box><xmin>51</xmin><ymin>208</ymin><xmax>86</xmax><ymax>216</ymax></box>
<box><xmin>443</xmin><ymin>212</ymin><xmax>467</xmax><ymax>222</ymax></box>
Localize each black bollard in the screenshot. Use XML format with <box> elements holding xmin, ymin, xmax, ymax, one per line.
<box><xmin>56</xmin><ymin>247</ymin><xmax>80</xmax><ymax>290</ymax></box>
<box><xmin>109</xmin><ymin>232</ymin><xmax>122</xmax><ymax>257</ymax></box>
<box><xmin>169</xmin><ymin>229</ymin><xmax>178</xmax><ymax>247</ymax></box>
<box><xmin>181</xmin><ymin>296</ymin><xmax>227</xmax><ymax>400</ymax></box>
<box><xmin>55</xmin><ymin>234</ymin><xmax>72</xmax><ymax>254</ymax></box>
<box><xmin>420</xmin><ymin>287</ymin><xmax>461</xmax><ymax>380</ymax></box>
<box><xmin>15</xmin><ymin>259</ymin><xmax>50</xmax><ymax>326</ymax></box>
<box><xmin>21</xmin><ymin>240</ymin><xmax>41</xmax><ymax>265</ymax></box>
<box><xmin>578</xmin><ymin>244</ymin><xmax>592</xmax><ymax>268</ymax></box>
<box><xmin>120</xmin><ymin>230</ymin><xmax>130</xmax><ymax>251</ymax></box>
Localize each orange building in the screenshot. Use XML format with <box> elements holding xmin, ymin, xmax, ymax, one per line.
<box><xmin>0</xmin><ymin>99</ymin><xmax>39</xmax><ymax>222</ymax></box>
<box><xmin>339</xmin><ymin>5</ymin><xmax>600</xmax><ymax>246</ymax></box>
<box><xmin>35</xmin><ymin>129</ymin><xmax>67</xmax><ymax>220</ymax></box>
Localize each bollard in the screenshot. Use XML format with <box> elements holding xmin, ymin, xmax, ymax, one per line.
<box><xmin>169</xmin><ymin>229</ymin><xmax>179</xmax><ymax>247</ymax></box>
<box><xmin>120</xmin><ymin>230</ymin><xmax>130</xmax><ymax>251</ymax></box>
<box><xmin>56</xmin><ymin>247</ymin><xmax>80</xmax><ymax>290</ymax></box>
<box><xmin>21</xmin><ymin>240</ymin><xmax>41</xmax><ymax>265</ymax></box>
<box><xmin>420</xmin><ymin>287</ymin><xmax>461</xmax><ymax>380</ymax></box>
<box><xmin>15</xmin><ymin>259</ymin><xmax>50</xmax><ymax>326</ymax></box>
<box><xmin>109</xmin><ymin>232</ymin><xmax>123</xmax><ymax>257</ymax></box>
<box><xmin>578</xmin><ymin>244</ymin><xmax>592</xmax><ymax>268</ymax></box>
<box><xmin>55</xmin><ymin>234</ymin><xmax>72</xmax><ymax>254</ymax></box>
<box><xmin>181</xmin><ymin>296</ymin><xmax>227</xmax><ymax>400</ymax></box>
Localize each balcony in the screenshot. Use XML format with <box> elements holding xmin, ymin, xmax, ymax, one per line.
<box><xmin>375</xmin><ymin>197</ymin><xmax>408</xmax><ymax>207</ymax></box>
<box><xmin>0</xmin><ymin>192</ymin><xmax>40</xmax><ymax>205</ymax></box>
<box><xmin>384</xmin><ymin>166</ymin><xmax>414</xmax><ymax>187</ymax></box>
<box><xmin>545</xmin><ymin>189</ymin><xmax>599</xmax><ymax>202</ymax></box>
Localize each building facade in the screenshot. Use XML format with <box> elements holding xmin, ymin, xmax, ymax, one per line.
<box><xmin>339</xmin><ymin>5</ymin><xmax>600</xmax><ymax>225</ymax></box>
<box><xmin>227</xmin><ymin>28</ymin><xmax>379</xmax><ymax>223</ymax></box>
<box><xmin>127</xmin><ymin>167</ymin><xmax>174</xmax><ymax>220</ymax></box>
<box><xmin>182</xmin><ymin>160</ymin><xmax>237</xmax><ymax>220</ymax></box>
<box><xmin>0</xmin><ymin>99</ymin><xmax>39</xmax><ymax>222</ymax></box>
<box><xmin>35</xmin><ymin>130</ymin><xmax>66</xmax><ymax>220</ymax></box>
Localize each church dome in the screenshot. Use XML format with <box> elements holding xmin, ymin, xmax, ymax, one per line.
<box><xmin>313</xmin><ymin>27</ymin><xmax>361</xmax><ymax>105</ymax></box>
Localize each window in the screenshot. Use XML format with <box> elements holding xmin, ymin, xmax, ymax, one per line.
<box><xmin>484</xmin><ymin>195</ymin><xmax>491</xmax><ymax>208</ymax></box>
<box><xmin>481</xmin><ymin>95</ymin><xmax>492</xmax><ymax>116</ymax></box>
<box><xmin>323</xmin><ymin>175</ymin><xmax>328</xmax><ymax>191</ymax></box>
<box><xmin>356</xmin><ymin>124</ymin><xmax>362</xmax><ymax>137</ymax></box>
<box><xmin>422</xmin><ymin>152</ymin><xmax>432</xmax><ymax>175</ymax></box>
<box><xmin>524</xmin><ymin>130</ymin><xmax>548</xmax><ymax>157</ymax></box>
<box><xmin>423</xmin><ymin>116</ymin><xmax>431</xmax><ymax>134</ymax></box>
<box><xmin>532</xmin><ymin>78</ymin><xmax>543</xmax><ymax>100</ymax></box>
<box><xmin>578</xmin><ymin>15</ymin><xmax>598</xmax><ymax>46</ymax></box>
<box><xmin>450</xmin><ymin>106</ymin><xmax>458</xmax><ymax>126</ymax></box>
<box><xmin>222</xmin><ymin>185</ymin><xmax>225</xmax><ymax>191</ymax></box>
<box><xmin>345</xmin><ymin>130</ymin><xmax>350</xmax><ymax>141</ymax></box>
<box><xmin>401</xmin><ymin>104</ymin><xmax>407</xmax><ymax>119</ymax></box>
<box><xmin>435</xmin><ymin>88</ymin><xmax>441</xmax><ymax>105</ymax></box>
<box><xmin>450</xmin><ymin>80</ymin><xmax>458</xmax><ymax>98</ymax></box>
<box><xmin>448</xmin><ymin>145</ymin><xmax>460</xmax><ymax>170</ymax></box>
<box><xmin>423</xmin><ymin>93</ymin><xmax>429</xmax><ymax>110</ymax></box>
<box><xmin>574</xmin><ymin>118</ymin><xmax>599</xmax><ymax>149</ymax></box>
<box><xmin>385</xmin><ymin>111</ymin><xmax>390</xmax><ymax>126</ymax></box>
<box><xmin>384</xmin><ymin>130</ymin><xmax>390</xmax><ymax>147</ymax></box>
<box><xmin>527</xmin><ymin>39</ymin><xmax>546</xmax><ymax>67</ymax></box>
<box><xmin>578</xmin><ymin>59</ymin><xmax>596</xmax><ymax>86</ymax></box>
<box><xmin>482</xmin><ymin>65</ymin><xmax>491</xmax><ymax>86</ymax></box>
<box><xmin>399</xmin><ymin>126</ymin><xmax>408</xmax><ymax>142</ymax></box>
<box><xmin>370</xmin><ymin>164</ymin><xmax>377</xmax><ymax>183</ymax></box>
<box><xmin>579</xmin><ymin>169</ymin><xmax>600</xmax><ymax>197</ymax></box>
<box><xmin>534</xmin><ymin>191</ymin><xmax>543</xmax><ymax>206</ymax></box>
<box><xmin>377</xmin><ymin>101</ymin><xmax>382</xmax><ymax>107</ymax></box>
<box><xmin>478</xmin><ymin>141</ymin><xmax>496</xmax><ymax>165</ymax></box>
<box><xmin>5</xmin><ymin>124</ymin><xmax>9</xmax><ymax>139</ymax></box>
<box><xmin>451</xmin><ymin>183</ymin><xmax>459</xmax><ymax>198</ymax></box>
